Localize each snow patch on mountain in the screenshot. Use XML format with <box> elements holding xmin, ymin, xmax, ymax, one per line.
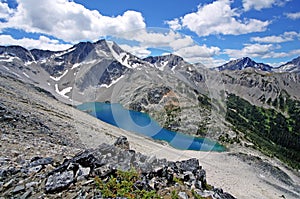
<box><xmin>71</xmin><ymin>60</ymin><xmax>99</xmax><ymax>70</ymax></box>
<box><xmin>50</xmin><ymin>70</ymin><xmax>69</xmax><ymax>81</ymax></box>
<box><xmin>24</xmin><ymin>61</ymin><xmax>37</xmax><ymax>66</ymax></box>
<box><xmin>23</xmin><ymin>72</ymin><xmax>30</xmax><ymax>78</ymax></box>
<box><xmin>53</xmin><ymin>47</ymin><xmax>75</xmax><ymax>58</ymax></box>
<box><xmin>2</xmin><ymin>65</ymin><xmax>10</xmax><ymax>71</ymax></box>
<box><xmin>96</xmin><ymin>47</ymin><xmax>110</xmax><ymax>57</ymax></box>
<box><xmin>273</xmin><ymin>56</ymin><xmax>300</xmax><ymax>73</ymax></box>
<box><xmin>106</xmin><ymin>41</ymin><xmax>137</xmax><ymax>69</ymax></box>
<box><xmin>99</xmin><ymin>75</ymin><xmax>125</xmax><ymax>88</ymax></box>
<box><xmin>55</xmin><ymin>84</ymin><xmax>72</xmax><ymax>98</ymax></box>
<box><xmin>155</xmin><ymin>61</ymin><xmax>168</xmax><ymax>71</ymax></box>
<box><xmin>0</xmin><ymin>55</ymin><xmax>17</xmax><ymax>62</ymax></box>
<box><xmin>71</xmin><ymin>63</ymin><xmax>81</xmax><ymax>70</ymax></box>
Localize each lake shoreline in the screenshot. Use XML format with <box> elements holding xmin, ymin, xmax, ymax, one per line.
<box><xmin>77</xmin><ymin>101</ymin><xmax>226</xmax><ymax>152</ymax></box>
<box><xmin>73</xmin><ymin>106</ymin><xmax>300</xmax><ymax>199</ymax></box>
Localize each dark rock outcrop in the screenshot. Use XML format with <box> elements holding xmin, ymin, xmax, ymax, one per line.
<box><xmin>143</xmin><ymin>54</ymin><xmax>187</xmax><ymax>69</ymax></box>
<box><xmin>0</xmin><ymin>136</ymin><xmax>236</xmax><ymax>198</ymax></box>
<box><xmin>45</xmin><ymin>170</ymin><xmax>74</xmax><ymax>193</ymax></box>
<box><xmin>147</xmin><ymin>86</ymin><xmax>171</xmax><ymax>104</ymax></box>
<box><xmin>0</xmin><ymin>45</ymin><xmax>34</xmax><ymax>62</ymax></box>
<box><xmin>114</xmin><ymin>136</ymin><xmax>130</xmax><ymax>150</ymax></box>
<box><xmin>42</xmin><ymin>137</ymin><xmax>235</xmax><ymax>198</ymax></box>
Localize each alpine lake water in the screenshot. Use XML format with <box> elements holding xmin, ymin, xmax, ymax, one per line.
<box><xmin>77</xmin><ymin>102</ymin><xmax>225</xmax><ymax>152</ymax></box>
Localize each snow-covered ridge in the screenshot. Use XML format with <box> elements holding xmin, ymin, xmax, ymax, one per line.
<box><xmin>106</xmin><ymin>41</ymin><xmax>138</xmax><ymax>69</ymax></box>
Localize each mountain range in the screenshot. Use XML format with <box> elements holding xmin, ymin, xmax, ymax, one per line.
<box><xmin>1</xmin><ymin>40</ymin><xmax>300</xmax><ymax>170</ymax></box>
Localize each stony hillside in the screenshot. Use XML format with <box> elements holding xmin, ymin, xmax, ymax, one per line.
<box><xmin>0</xmin><ymin>73</ymin><xmax>238</xmax><ymax>198</ymax></box>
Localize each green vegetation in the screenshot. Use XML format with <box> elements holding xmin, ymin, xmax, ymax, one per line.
<box><xmin>191</xmin><ymin>189</ymin><xmax>205</xmax><ymax>199</ymax></box>
<box><xmin>163</xmin><ymin>103</ymin><xmax>181</xmax><ymax>131</ymax></box>
<box><xmin>94</xmin><ymin>168</ymin><xmax>160</xmax><ymax>199</ymax></box>
<box><xmin>218</xmin><ymin>133</ymin><xmax>241</xmax><ymax>144</ymax></box>
<box><xmin>226</xmin><ymin>94</ymin><xmax>300</xmax><ymax>169</ymax></box>
<box><xmin>172</xmin><ymin>176</ymin><xmax>184</xmax><ymax>185</ymax></box>
<box><xmin>94</xmin><ymin>168</ymin><xmax>211</xmax><ymax>199</ymax></box>
<box><xmin>197</xmin><ymin>94</ymin><xmax>211</xmax><ymax>108</ymax></box>
<box><xmin>171</xmin><ymin>190</ymin><xmax>179</xmax><ymax>199</ymax></box>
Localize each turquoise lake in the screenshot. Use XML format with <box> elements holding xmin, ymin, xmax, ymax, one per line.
<box><xmin>77</xmin><ymin>102</ymin><xmax>225</xmax><ymax>152</ymax></box>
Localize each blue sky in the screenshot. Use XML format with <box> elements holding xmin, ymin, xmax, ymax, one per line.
<box><xmin>0</xmin><ymin>0</ymin><xmax>299</xmax><ymax>67</ymax></box>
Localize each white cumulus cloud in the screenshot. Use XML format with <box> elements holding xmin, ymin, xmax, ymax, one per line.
<box><xmin>224</xmin><ymin>43</ymin><xmax>275</xmax><ymax>59</ymax></box>
<box><xmin>0</xmin><ymin>34</ymin><xmax>72</xmax><ymax>51</ymax></box>
<box><xmin>116</xmin><ymin>29</ymin><xmax>220</xmax><ymax>61</ymax></box>
<box><xmin>174</xmin><ymin>44</ymin><xmax>221</xmax><ymax>64</ymax></box>
<box><xmin>175</xmin><ymin>44</ymin><xmax>220</xmax><ymax>59</ymax></box>
<box><xmin>122</xmin><ymin>30</ymin><xmax>194</xmax><ymax>50</ymax></box>
<box><xmin>0</xmin><ymin>0</ymin><xmax>146</xmax><ymax>43</ymax></box>
<box><xmin>224</xmin><ymin>43</ymin><xmax>300</xmax><ymax>59</ymax></box>
<box><xmin>167</xmin><ymin>0</ymin><xmax>270</xmax><ymax>37</ymax></box>
<box><xmin>0</xmin><ymin>1</ymin><xmax>13</xmax><ymax>19</ymax></box>
<box><xmin>165</xmin><ymin>18</ymin><xmax>181</xmax><ymax>31</ymax></box>
<box><xmin>242</xmin><ymin>0</ymin><xmax>290</xmax><ymax>11</ymax></box>
<box><xmin>285</xmin><ymin>12</ymin><xmax>300</xmax><ymax>20</ymax></box>
<box><xmin>251</xmin><ymin>31</ymin><xmax>300</xmax><ymax>43</ymax></box>
<box><xmin>119</xmin><ymin>44</ymin><xmax>152</xmax><ymax>58</ymax></box>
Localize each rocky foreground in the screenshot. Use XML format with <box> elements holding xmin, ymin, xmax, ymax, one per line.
<box><xmin>0</xmin><ymin>134</ymin><xmax>235</xmax><ymax>198</ymax></box>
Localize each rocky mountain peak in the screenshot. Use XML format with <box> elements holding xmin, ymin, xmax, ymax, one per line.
<box><xmin>105</xmin><ymin>40</ymin><xmax>125</xmax><ymax>55</ymax></box>
<box><xmin>30</xmin><ymin>49</ymin><xmax>58</xmax><ymax>61</ymax></box>
<box><xmin>65</xmin><ymin>41</ymin><xmax>96</xmax><ymax>64</ymax></box>
<box><xmin>290</xmin><ymin>56</ymin><xmax>300</xmax><ymax>65</ymax></box>
<box><xmin>274</xmin><ymin>56</ymin><xmax>300</xmax><ymax>73</ymax></box>
<box><xmin>240</xmin><ymin>56</ymin><xmax>253</xmax><ymax>64</ymax></box>
<box><xmin>93</xmin><ymin>39</ymin><xmax>111</xmax><ymax>53</ymax></box>
<box><xmin>143</xmin><ymin>54</ymin><xmax>187</xmax><ymax>70</ymax></box>
<box><xmin>0</xmin><ymin>45</ymin><xmax>35</xmax><ymax>62</ymax></box>
<box><xmin>216</xmin><ymin>57</ymin><xmax>272</xmax><ymax>71</ymax></box>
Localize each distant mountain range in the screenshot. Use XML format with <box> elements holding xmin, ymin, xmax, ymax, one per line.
<box><xmin>0</xmin><ymin>40</ymin><xmax>299</xmax><ymax>75</ymax></box>
<box><xmin>215</xmin><ymin>56</ymin><xmax>300</xmax><ymax>72</ymax></box>
<box><xmin>0</xmin><ymin>39</ymin><xmax>300</xmax><ymax>105</ymax></box>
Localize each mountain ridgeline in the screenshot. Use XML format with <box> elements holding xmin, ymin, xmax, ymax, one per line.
<box><xmin>216</xmin><ymin>57</ymin><xmax>273</xmax><ymax>71</ymax></box>
<box><xmin>0</xmin><ymin>40</ymin><xmax>300</xmax><ymax>169</ymax></box>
